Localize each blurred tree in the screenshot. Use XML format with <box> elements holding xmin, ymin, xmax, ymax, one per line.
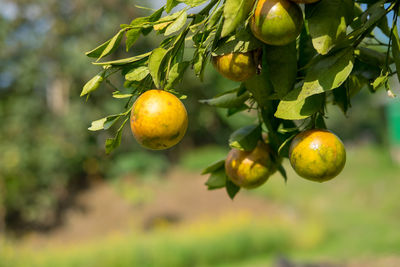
<box><xmin>0</xmin><ymin>0</ymin><xmax>146</xmax><ymax>232</ymax></box>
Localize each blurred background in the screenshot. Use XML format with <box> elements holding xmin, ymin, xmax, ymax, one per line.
<box><xmin>0</xmin><ymin>0</ymin><xmax>400</xmax><ymax>266</ymax></box>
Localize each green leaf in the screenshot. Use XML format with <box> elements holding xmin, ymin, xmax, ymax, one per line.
<box><xmin>126</xmin><ymin>29</ymin><xmax>142</xmax><ymax>52</ymax></box>
<box><xmin>332</xmin><ymin>84</ymin><xmax>350</xmax><ymax>114</ymax></box>
<box><xmin>86</xmin><ymin>41</ymin><xmax>112</xmax><ymax>58</ymax></box>
<box><xmin>80</xmin><ymin>71</ymin><xmax>105</xmax><ymax>97</ymax></box>
<box><xmin>275</xmin><ymin>86</ymin><xmax>324</xmax><ymax>120</ymax></box>
<box><xmin>148</xmin><ymin>48</ymin><xmax>169</xmax><ymax>88</ymax></box>
<box><xmin>264</xmin><ymin>42</ymin><xmax>297</xmax><ymax>98</ymax></box>
<box><xmin>165</xmin><ymin>61</ymin><xmax>190</xmax><ymax>90</ymax></box>
<box><xmin>202</xmin><ymin>159</ymin><xmax>226</xmax><ymax>175</ymax></box>
<box><xmin>221</xmin><ymin>0</ymin><xmax>255</xmax><ymax>37</ymax></box>
<box><xmin>347</xmin><ymin>1</ymin><xmax>386</xmax><ymax>41</ymax></box>
<box><xmin>178</xmin><ymin>0</ymin><xmax>208</xmax><ymax>7</ymax></box>
<box><xmin>244</xmin><ymin>74</ymin><xmax>274</xmax><ymax>108</ymax></box>
<box><xmin>166</xmin><ymin>0</ymin><xmax>180</xmax><ymax>13</ymax></box>
<box><xmin>213</xmin><ymin>29</ymin><xmax>262</xmax><ymax>55</ymax></box>
<box><xmin>88</xmin><ymin>118</ymin><xmax>107</xmax><ymax>131</ymax></box>
<box><xmin>193</xmin><ymin>47</ymin><xmax>207</xmax><ymax>79</ymax></box>
<box><xmin>226</xmin><ymin>179</ymin><xmax>240</xmax><ymax>200</ymax></box>
<box><xmin>165</xmin><ymin>11</ymin><xmax>187</xmax><ymax>36</ymax></box>
<box><xmin>205</xmin><ymin>169</ymin><xmax>227</xmax><ymax>190</ymax></box>
<box><xmin>278</xmin><ymin>133</ymin><xmax>297</xmax><ymax>157</ymax></box>
<box><xmin>371</xmin><ymin>71</ymin><xmax>389</xmax><ymax>91</ymax></box>
<box><xmin>299</xmin><ymin>25</ymin><xmax>317</xmax><ymax>75</ymax></box>
<box><xmin>105</xmin><ymin>117</ymin><xmax>129</xmax><ymax>154</ymax></box>
<box><xmin>97</xmin><ymin>30</ymin><xmax>124</xmax><ymax>61</ymax></box>
<box><xmin>93</xmin><ymin>52</ymin><xmax>150</xmax><ymax>66</ymax></box>
<box><xmin>277</xmin><ymin>164</ymin><xmax>287</xmax><ymax>182</ymax></box>
<box><xmin>125</xmin><ymin>66</ymin><xmax>150</xmax><ymax>81</ymax></box>
<box><xmin>392</xmin><ymin>23</ymin><xmax>400</xmax><ymax>84</ymax></box>
<box><xmin>305</xmin><ymin>0</ymin><xmax>354</xmax><ymax>55</ymax></box>
<box><xmin>229</xmin><ymin>125</ymin><xmax>261</xmax><ymax>151</ymax></box>
<box><xmin>105</xmin><ymin>131</ymin><xmax>122</xmax><ymax>154</ymax></box>
<box><xmin>199</xmin><ymin>89</ymin><xmax>250</xmax><ymax>108</ymax></box>
<box><xmin>299</xmin><ymin>48</ymin><xmax>354</xmax><ymax>101</ymax></box>
<box><xmin>356</xmin><ymin>47</ymin><xmax>386</xmax><ymax>68</ymax></box>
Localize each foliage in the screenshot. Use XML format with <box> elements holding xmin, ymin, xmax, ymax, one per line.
<box><xmin>84</xmin><ymin>0</ymin><xmax>400</xmax><ymax>199</ymax></box>
<box><xmin>0</xmin><ymin>0</ymin><xmax>152</xmax><ymax>229</ymax></box>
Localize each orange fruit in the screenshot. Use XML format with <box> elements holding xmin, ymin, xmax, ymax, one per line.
<box><xmin>250</xmin><ymin>0</ymin><xmax>303</xmax><ymax>46</ymax></box>
<box><xmin>225</xmin><ymin>141</ymin><xmax>277</xmax><ymax>189</ymax></box>
<box><xmin>289</xmin><ymin>129</ymin><xmax>346</xmax><ymax>182</ymax></box>
<box><xmin>212</xmin><ymin>52</ymin><xmax>256</xmax><ymax>82</ymax></box>
<box><xmin>130</xmin><ymin>90</ymin><xmax>188</xmax><ymax>150</ymax></box>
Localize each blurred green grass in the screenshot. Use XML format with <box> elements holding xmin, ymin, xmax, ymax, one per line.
<box><xmin>1</xmin><ymin>145</ymin><xmax>400</xmax><ymax>267</ymax></box>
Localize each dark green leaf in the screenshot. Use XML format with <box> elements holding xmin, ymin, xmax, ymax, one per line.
<box><xmin>306</xmin><ymin>0</ymin><xmax>354</xmax><ymax>55</ymax></box>
<box><xmin>277</xmin><ymin>164</ymin><xmax>287</xmax><ymax>183</ymax></box>
<box><xmin>202</xmin><ymin>159</ymin><xmax>225</xmax><ymax>175</ymax></box>
<box><xmin>199</xmin><ymin>89</ymin><xmax>250</xmax><ymax>108</ymax></box>
<box><xmin>205</xmin><ymin>169</ymin><xmax>227</xmax><ymax>190</ymax></box>
<box><xmin>213</xmin><ymin>29</ymin><xmax>262</xmax><ymax>55</ymax></box>
<box><xmin>264</xmin><ymin>42</ymin><xmax>297</xmax><ymax>98</ymax></box>
<box><xmin>229</xmin><ymin>124</ymin><xmax>261</xmax><ymax>151</ymax></box>
<box><xmin>226</xmin><ymin>179</ymin><xmax>240</xmax><ymax>200</ymax></box>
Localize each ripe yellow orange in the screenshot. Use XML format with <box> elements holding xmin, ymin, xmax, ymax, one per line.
<box><xmin>250</xmin><ymin>0</ymin><xmax>303</xmax><ymax>46</ymax></box>
<box><xmin>130</xmin><ymin>90</ymin><xmax>188</xmax><ymax>150</ymax></box>
<box><xmin>289</xmin><ymin>129</ymin><xmax>346</xmax><ymax>182</ymax></box>
<box><xmin>212</xmin><ymin>52</ymin><xmax>256</xmax><ymax>82</ymax></box>
<box><xmin>225</xmin><ymin>142</ymin><xmax>277</xmax><ymax>189</ymax></box>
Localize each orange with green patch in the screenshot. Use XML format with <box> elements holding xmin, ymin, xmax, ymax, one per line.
<box><xmin>225</xmin><ymin>142</ymin><xmax>277</xmax><ymax>189</ymax></box>
<box><xmin>212</xmin><ymin>52</ymin><xmax>256</xmax><ymax>82</ymax></box>
<box><xmin>130</xmin><ymin>90</ymin><xmax>188</xmax><ymax>150</ymax></box>
<box><xmin>289</xmin><ymin>129</ymin><xmax>346</xmax><ymax>182</ymax></box>
<box><xmin>250</xmin><ymin>0</ymin><xmax>303</xmax><ymax>46</ymax></box>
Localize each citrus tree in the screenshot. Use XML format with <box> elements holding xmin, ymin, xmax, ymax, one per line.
<box><xmin>83</xmin><ymin>0</ymin><xmax>400</xmax><ymax>199</ymax></box>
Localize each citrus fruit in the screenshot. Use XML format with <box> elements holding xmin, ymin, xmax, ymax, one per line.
<box><xmin>130</xmin><ymin>90</ymin><xmax>188</xmax><ymax>150</ymax></box>
<box><xmin>225</xmin><ymin>141</ymin><xmax>277</xmax><ymax>189</ymax></box>
<box><xmin>289</xmin><ymin>129</ymin><xmax>346</xmax><ymax>182</ymax></box>
<box><xmin>212</xmin><ymin>52</ymin><xmax>256</xmax><ymax>82</ymax></box>
<box><xmin>250</xmin><ymin>0</ymin><xmax>303</xmax><ymax>46</ymax></box>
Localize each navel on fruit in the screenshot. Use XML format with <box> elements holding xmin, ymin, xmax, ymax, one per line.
<box><xmin>250</xmin><ymin>0</ymin><xmax>303</xmax><ymax>46</ymax></box>
<box><xmin>289</xmin><ymin>129</ymin><xmax>346</xmax><ymax>182</ymax></box>
<box><xmin>130</xmin><ymin>90</ymin><xmax>188</xmax><ymax>150</ymax></box>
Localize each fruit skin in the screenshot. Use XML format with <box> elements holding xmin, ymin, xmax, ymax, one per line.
<box><xmin>289</xmin><ymin>0</ymin><xmax>320</xmax><ymax>3</ymax></box>
<box><xmin>130</xmin><ymin>90</ymin><xmax>188</xmax><ymax>150</ymax></box>
<box><xmin>289</xmin><ymin>129</ymin><xmax>346</xmax><ymax>182</ymax></box>
<box><xmin>250</xmin><ymin>0</ymin><xmax>304</xmax><ymax>46</ymax></box>
<box><xmin>212</xmin><ymin>52</ymin><xmax>256</xmax><ymax>82</ymax></box>
<box><xmin>225</xmin><ymin>142</ymin><xmax>277</xmax><ymax>189</ymax></box>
